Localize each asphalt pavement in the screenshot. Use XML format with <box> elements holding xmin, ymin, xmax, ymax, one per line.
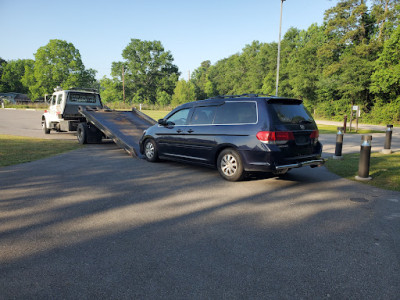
<box><xmin>0</xmin><ymin>109</ymin><xmax>399</xmax><ymax>299</ymax></box>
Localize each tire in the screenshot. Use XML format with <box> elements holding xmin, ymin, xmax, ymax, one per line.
<box><xmin>42</xmin><ymin>120</ymin><xmax>50</xmax><ymax>134</ymax></box>
<box><xmin>77</xmin><ymin>123</ymin><xmax>88</xmax><ymax>144</ymax></box>
<box><xmin>144</xmin><ymin>139</ymin><xmax>159</xmax><ymax>162</ymax></box>
<box><xmin>217</xmin><ymin>148</ymin><xmax>244</xmax><ymax>181</ymax></box>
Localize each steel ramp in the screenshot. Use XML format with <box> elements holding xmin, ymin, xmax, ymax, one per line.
<box><xmin>79</xmin><ymin>106</ymin><xmax>156</xmax><ymax>157</ymax></box>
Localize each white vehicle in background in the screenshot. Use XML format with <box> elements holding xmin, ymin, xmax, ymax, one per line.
<box><xmin>42</xmin><ymin>87</ymin><xmax>103</xmax><ymax>136</ymax></box>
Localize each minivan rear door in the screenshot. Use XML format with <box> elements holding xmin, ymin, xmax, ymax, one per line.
<box><xmin>267</xmin><ymin>99</ymin><xmax>318</xmax><ymax>157</ymax></box>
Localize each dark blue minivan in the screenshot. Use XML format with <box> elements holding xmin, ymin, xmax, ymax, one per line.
<box><xmin>139</xmin><ymin>94</ymin><xmax>324</xmax><ymax>181</ymax></box>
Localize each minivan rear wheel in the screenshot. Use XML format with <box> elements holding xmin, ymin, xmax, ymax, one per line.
<box><xmin>217</xmin><ymin>148</ymin><xmax>244</xmax><ymax>181</ymax></box>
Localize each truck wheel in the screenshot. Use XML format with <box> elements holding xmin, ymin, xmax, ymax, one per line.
<box><xmin>217</xmin><ymin>148</ymin><xmax>244</xmax><ymax>181</ymax></box>
<box><xmin>42</xmin><ymin>120</ymin><xmax>50</xmax><ymax>134</ymax></box>
<box><xmin>144</xmin><ymin>139</ymin><xmax>159</xmax><ymax>162</ymax></box>
<box><xmin>77</xmin><ymin>123</ymin><xmax>88</xmax><ymax>144</ymax></box>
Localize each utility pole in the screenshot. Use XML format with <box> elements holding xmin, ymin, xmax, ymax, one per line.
<box><xmin>275</xmin><ymin>0</ymin><xmax>285</xmax><ymax>97</ymax></box>
<box><xmin>122</xmin><ymin>65</ymin><xmax>125</xmax><ymax>103</ymax></box>
<box><xmin>188</xmin><ymin>70</ymin><xmax>191</xmax><ymax>101</ymax></box>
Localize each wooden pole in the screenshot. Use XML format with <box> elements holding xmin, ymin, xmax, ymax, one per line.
<box><xmin>122</xmin><ymin>65</ymin><xmax>125</xmax><ymax>103</ymax></box>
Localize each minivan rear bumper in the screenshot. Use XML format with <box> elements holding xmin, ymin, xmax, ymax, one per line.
<box><xmin>240</xmin><ymin>149</ymin><xmax>324</xmax><ymax>172</ymax></box>
<box><xmin>274</xmin><ymin>159</ymin><xmax>325</xmax><ymax>171</ymax></box>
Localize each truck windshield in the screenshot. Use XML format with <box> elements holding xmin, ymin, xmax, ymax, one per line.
<box><xmin>67</xmin><ymin>92</ymin><xmax>100</xmax><ymax>104</ymax></box>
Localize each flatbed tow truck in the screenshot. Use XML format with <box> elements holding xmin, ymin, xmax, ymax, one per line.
<box><xmin>42</xmin><ymin>87</ymin><xmax>156</xmax><ymax>157</ymax></box>
<box><xmin>78</xmin><ymin>106</ymin><xmax>156</xmax><ymax>157</ymax></box>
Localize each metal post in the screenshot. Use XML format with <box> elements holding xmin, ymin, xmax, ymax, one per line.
<box><xmin>275</xmin><ymin>0</ymin><xmax>285</xmax><ymax>97</ymax></box>
<box><xmin>349</xmin><ymin>110</ymin><xmax>353</xmax><ymax>132</ymax></box>
<box><xmin>355</xmin><ymin>135</ymin><xmax>372</xmax><ymax>181</ymax></box>
<box><xmin>382</xmin><ymin>125</ymin><xmax>393</xmax><ymax>154</ymax></box>
<box><xmin>343</xmin><ymin>115</ymin><xmax>347</xmax><ymax>133</ymax></box>
<box><xmin>333</xmin><ymin>127</ymin><xmax>344</xmax><ymax>160</ymax></box>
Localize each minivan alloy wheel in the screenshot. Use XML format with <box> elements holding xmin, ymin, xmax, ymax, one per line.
<box><xmin>145</xmin><ymin>142</ymin><xmax>155</xmax><ymax>159</ymax></box>
<box><xmin>144</xmin><ymin>139</ymin><xmax>158</xmax><ymax>162</ymax></box>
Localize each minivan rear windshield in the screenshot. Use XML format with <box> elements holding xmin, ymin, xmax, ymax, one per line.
<box><xmin>269</xmin><ymin>102</ymin><xmax>313</xmax><ymax>124</ymax></box>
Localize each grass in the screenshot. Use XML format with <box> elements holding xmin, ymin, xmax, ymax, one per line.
<box><xmin>317</xmin><ymin>124</ymin><xmax>385</xmax><ymax>135</ymax></box>
<box><xmin>325</xmin><ymin>152</ymin><xmax>400</xmax><ymax>191</ymax></box>
<box><xmin>0</xmin><ymin>134</ymin><xmax>82</xmax><ymax>167</ymax></box>
<box><xmin>142</xmin><ymin>109</ymin><xmax>170</xmax><ymax>121</ymax></box>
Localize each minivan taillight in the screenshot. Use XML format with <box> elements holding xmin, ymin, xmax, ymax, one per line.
<box><xmin>256</xmin><ymin>131</ymin><xmax>295</xmax><ymax>144</ymax></box>
<box><xmin>310</xmin><ymin>130</ymin><xmax>319</xmax><ymax>145</ymax></box>
<box><xmin>310</xmin><ymin>130</ymin><xmax>319</xmax><ymax>139</ymax></box>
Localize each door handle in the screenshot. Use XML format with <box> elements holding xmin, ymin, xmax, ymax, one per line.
<box><xmin>176</xmin><ymin>129</ymin><xmax>182</xmax><ymax>133</ymax></box>
<box><xmin>187</xmin><ymin>129</ymin><xmax>194</xmax><ymax>134</ymax></box>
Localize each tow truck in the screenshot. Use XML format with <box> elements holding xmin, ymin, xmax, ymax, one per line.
<box><xmin>42</xmin><ymin>87</ymin><xmax>155</xmax><ymax>157</ymax></box>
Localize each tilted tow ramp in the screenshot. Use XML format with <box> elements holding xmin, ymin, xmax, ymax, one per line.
<box><xmin>78</xmin><ymin>106</ymin><xmax>156</xmax><ymax>157</ymax></box>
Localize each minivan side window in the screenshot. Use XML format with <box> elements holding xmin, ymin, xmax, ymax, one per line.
<box><xmin>190</xmin><ymin>106</ymin><xmax>217</xmax><ymax>125</ymax></box>
<box><xmin>214</xmin><ymin>102</ymin><xmax>257</xmax><ymax>124</ymax></box>
<box><xmin>166</xmin><ymin>108</ymin><xmax>190</xmax><ymax>125</ymax></box>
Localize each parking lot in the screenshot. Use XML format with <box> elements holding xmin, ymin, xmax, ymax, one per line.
<box><xmin>0</xmin><ymin>109</ymin><xmax>399</xmax><ymax>299</ymax></box>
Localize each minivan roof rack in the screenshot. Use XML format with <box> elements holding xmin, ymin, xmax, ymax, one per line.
<box><xmin>210</xmin><ymin>93</ymin><xmax>275</xmax><ymax>99</ymax></box>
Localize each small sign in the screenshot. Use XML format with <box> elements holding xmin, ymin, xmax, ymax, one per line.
<box><xmin>352</xmin><ymin>106</ymin><xmax>359</xmax><ymax>111</ymax></box>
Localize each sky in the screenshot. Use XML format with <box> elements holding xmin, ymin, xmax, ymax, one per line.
<box><xmin>1</xmin><ymin>0</ymin><xmax>338</xmax><ymax>80</ymax></box>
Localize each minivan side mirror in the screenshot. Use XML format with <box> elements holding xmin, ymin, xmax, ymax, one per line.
<box><xmin>158</xmin><ymin>119</ymin><xmax>175</xmax><ymax>126</ymax></box>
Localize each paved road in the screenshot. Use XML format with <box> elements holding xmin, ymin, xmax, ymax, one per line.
<box><xmin>0</xmin><ymin>109</ymin><xmax>76</xmax><ymax>140</ymax></box>
<box><xmin>1</xmin><ymin>109</ymin><xmax>399</xmax><ymax>299</ymax></box>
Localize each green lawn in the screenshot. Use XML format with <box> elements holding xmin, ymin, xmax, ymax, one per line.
<box><xmin>317</xmin><ymin>124</ymin><xmax>385</xmax><ymax>135</ymax></box>
<box><xmin>0</xmin><ymin>134</ymin><xmax>82</xmax><ymax>167</ymax></box>
<box><xmin>142</xmin><ymin>110</ymin><xmax>170</xmax><ymax>121</ymax></box>
<box><xmin>325</xmin><ymin>152</ymin><xmax>400</xmax><ymax>191</ymax></box>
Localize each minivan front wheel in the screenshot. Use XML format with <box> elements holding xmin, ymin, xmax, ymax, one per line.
<box><xmin>217</xmin><ymin>148</ymin><xmax>244</xmax><ymax>181</ymax></box>
<box><xmin>144</xmin><ymin>139</ymin><xmax>159</xmax><ymax>162</ymax></box>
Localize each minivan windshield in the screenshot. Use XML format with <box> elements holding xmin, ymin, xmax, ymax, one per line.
<box><xmin>270</xmin><ymin>102</ymin><xmax>313</xmax><ymax>124</ymax></box>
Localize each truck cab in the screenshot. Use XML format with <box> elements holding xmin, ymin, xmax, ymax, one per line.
<box><xmin>42</xmin><ymin>87</ymin><xmax>103</xmax><ymax>134</ymax></box>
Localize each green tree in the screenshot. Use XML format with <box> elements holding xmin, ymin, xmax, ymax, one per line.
<box><xmin>318</xmin><ymin>0</ymin><xmax>376</xmax><ymax>110</ymax></box>
<box><xmin>284</xmin><ymin>24</ymin><xmax>325</xmax><ymax>104</ymax></box>
<box><xmin>171</xmin><ymin>79</ymin><xmax>195</xmax><ymax>106</ymax></box>
<box><xmin>371</xmin><ymin>0</ymin><xmax>400</xmax><ymax>42</ymax></box>
<box><xmin>99</xmin><ymin>76</ymin><xmax>122</xmax><ymax>103</ymax></box>
<box><xmin>111</xmin><ymin>39</ymin><xmax>180</xmax><ymax>104</ymax></box>
<box><xmin>22</xmin><ymin>39</ymin><xmax>97</xmax><ymax>100</ymax></box>
<box><xmin>191</xmin><ymin>60</ymin><xmax>212</xmax><ymax>99</ymax></box>
<box><xmin>0</xmin><ymin>58</ymin><xmax>7</xmax><ymax>91</ymax></box>
<box><xmin>370</xmin><ymin>24</ymin><xmax>400</xmax><ymax>99</ymax></box>
<box><xmin>0</xmin><ymin>59</ymin><xmax>34</xmax><ymax>94</ymax></box>
<box><xmin>156</xmin><ymin>90</ymin><xmax>172</xmax><ymax>106</ymax></box>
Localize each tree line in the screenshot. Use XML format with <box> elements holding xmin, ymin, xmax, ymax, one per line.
<box><xmin>1</xmin><ymin>0</ymin><xmax>399</xmax><ymax>124</ymax></box>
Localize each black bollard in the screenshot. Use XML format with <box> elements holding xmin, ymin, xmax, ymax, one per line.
<box><xmin>382</xmin><ymin>125</ymin><xmax>393</xmax><ymax>154</ymax></box>
<box><xmin>355</xmin><ymin>135</ymin><xmax>372</xmax><ymax>181</ymax></box>
<box><xmin>333</xmin><ymin>127</ymin><xmax>344</xmax><ymax>160</ymax></box>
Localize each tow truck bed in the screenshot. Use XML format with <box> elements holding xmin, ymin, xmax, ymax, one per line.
<box><xmin>78</xmin><ymin>106</ymin><xmax>156</xmax><ymax>157</ymax></box>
